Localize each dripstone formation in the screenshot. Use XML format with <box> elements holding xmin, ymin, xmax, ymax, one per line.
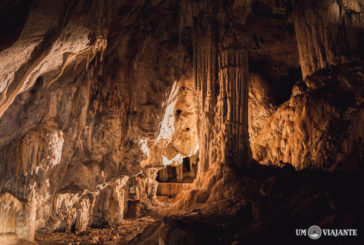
<box><xmin>0</xmin><ymin>0</ymin><xmax>363</xmax><ymax>244</ymax></box>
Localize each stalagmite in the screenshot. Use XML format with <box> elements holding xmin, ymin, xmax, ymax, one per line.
<box><xmin>176</xmin><ymin>164</ymin><xmax>183</xmax><ymax>182</ymax></box>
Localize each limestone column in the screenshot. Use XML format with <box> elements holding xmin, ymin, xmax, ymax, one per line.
<box><xmin>218</xmin><ymin>32</ymin><xmax>251</xmax><ymax>169</ymax></box>
<box><xmin>193</xmin><ymin>0</ymin><xmax>252</xmax><ymax>172</ymax></box>
<box><xmin>176</xmin><ymin>164</ymin><xmax>183</xmax><ymax>182</ymax></box>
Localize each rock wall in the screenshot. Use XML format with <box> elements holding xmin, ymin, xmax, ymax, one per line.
<box><xmin>0</xmin><ymin>1</ymin><xmax>257</xmax><ymax>240</ymax></box>
<box><xmin>250</xmin><ymin>0</ymin><xmax>364</xmax><ymax>170</ymax></box>
<box><xmin>248</xmin><ymin>73</ymin><xmax>276</xmax><ymax>142</ymax></box>
<box><xmin>252</xmin><ymin>61</ymin><xmax>364</xmax><ymax>170</ymax></box>
<box><xmin>0</xmin><ymin>0</ymin><xmax>363</xmax><ymax>243</ymax></box>
<box><xmin>0</xmin><ymin>193</ymin><xmax>35</xmax><ymax>241</ymax></box>
<box><xmin>0</xmin><ymin>0</ymin><xmax>194</xmax><ymax>241</ymax></box>
<box><xmin>293</xmin><ymin>0</ymin><xmax>364</xmax><ymax>78</ymax></box>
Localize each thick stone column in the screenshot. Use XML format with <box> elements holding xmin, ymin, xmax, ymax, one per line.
<box><xmin>218</xmin><ymin>33</ymin><xmax>251</xmax><ymax>168</ymax></box>
<box><xmin>193</xmin><ymin>1</ymin><xmax>252</xmax><ymax>172</ymax></box>
<box><xmin>293</xmin><ymin>0</ymin><xmax>364</xmax><ymax>78</ymax></box>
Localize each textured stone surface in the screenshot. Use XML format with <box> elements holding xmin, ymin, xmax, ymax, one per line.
<box><xmin>248</xmin><ymin>73</ymin><xmax>276</xmax><ymax>142</ymax></box>
<box><xmin>0</xmin><ymin>193</ymin><xmax>35</xmax><ymax>241</ymax></box>
<box><xmin>157</xmin><ymin>182</ymin><xmax>194</xmax><ymax>197</ymax></box>
<box><xmin>141</xmin><ymin>166</ymin><xmax>364</xmax><ymax>245</ymax></box>
<box><xmin>218</xmin><ymin>32</ymin><xmax>250</xmax><ymax>167</ymax></box>
<box><xmin>293</xmin><ymin>0</ymin><xmax>364</xmax><ymax>78</ymax></box>
<box><xmin>193</xmin><ymin>0</ymin><xmax>253</xmax><ymax>172</ymax></box>
<box><xmin>0</xmin><ymin>0</ymin><xmax>363</xmax><ymax>244</ymax></box>
<box><xmin>252</xmin><ymin>62</ymin><xmax>364</xmax><ymax>170</ymax></box>
<box><xmin>0</xmin><ymin>0</ymin><xmax>190</xmax><ymax>241</ymax></box>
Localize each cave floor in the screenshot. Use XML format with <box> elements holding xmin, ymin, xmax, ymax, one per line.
<box><xmin>36</xmin><ymin>217</ymin><xmax>159</xmax><ymax>245</ymax></box>
<box><xmin>35</xmin><ymin>165</ymin><xmax>364</xmax><ymax>245</ymax></box>
<box><xmin>35</xmin><ymin>196</ymin><xmax>175</xmax><ymax>245</ymax></box>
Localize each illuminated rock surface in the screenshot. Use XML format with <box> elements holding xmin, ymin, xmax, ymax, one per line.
<box><xmin>252</xmin><ymin>61</ymin><xmax>364</xmax><ymax>170</ymax></box>
<box><xmin>0</xmin><ymin>0</ymin><xmax>363</xmax><ymax>244</ymax></box>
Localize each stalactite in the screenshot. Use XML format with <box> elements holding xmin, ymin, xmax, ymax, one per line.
<box><xmin>194</xmin><ymin>23</ymin><xmax>217</xmax><ymax>173</ymax></box>
<box><xmin>47</xmin><ymin>38</ymin><xmax>107</xmax><ymax>89</ymax></box>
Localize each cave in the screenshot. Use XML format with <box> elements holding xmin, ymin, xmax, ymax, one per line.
<box><xmin>0</xmin><ymin>0</ymin><xmax>363</xmax><ymax>244</ymax></box>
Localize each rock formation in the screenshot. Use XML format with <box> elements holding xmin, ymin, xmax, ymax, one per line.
<box><xmin>0</xmin><ymin>0</ymin><xmax>363</xmax><ymax>244</ymax></box>
<box><xmin>293</xmin><ymin>0</ymin><xmax>364</xmax><ymax>78</ymax></box>
<box><xmin>252</xmin><ymin>0</ymin><xmax>364</xmax><ymax>170</ymax></box>
<box><xmin>252</xmin><ymin>61</ymin><xmax>364</xmax><ymax>170</ymax></box>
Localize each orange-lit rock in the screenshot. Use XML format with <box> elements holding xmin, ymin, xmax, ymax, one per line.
<box><xmin>252</xmin><ymin>62</ymin><xmax>364</xmax><ymax>170</ymax></box>
<box><xmin>0</xmin><ymin>0</ymin><xmax>363</xmax><ymax>244</ymax></box>
<box><xmin>248</xmin><ymin>73</ymin><xmax>276</xmax><ymax>142</ymax></box>
<box><xmin>293</xmin><ymin>0</ymin><xmax>364</xmax><ymax>78</ymax></box>
<box><xmin>0</xmin><ymin>193</ymin><xmax>35</xmax><ymax>242</ymax></box>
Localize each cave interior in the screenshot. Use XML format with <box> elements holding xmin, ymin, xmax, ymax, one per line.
<box><xmin>0</xmin><ymin>0</ymin><xmax>363</xmax><ymax>244</ymax></box>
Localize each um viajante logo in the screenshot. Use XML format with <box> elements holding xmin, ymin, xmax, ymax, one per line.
<box><xmin>296</xmin><ymin>225</ymin><xmax>358</xmax><ymax>240</ymax></box>
<box><xmin>308</xmin><ymin>225</ymin><xmax>322</xmax><ymax>240</ymax></box>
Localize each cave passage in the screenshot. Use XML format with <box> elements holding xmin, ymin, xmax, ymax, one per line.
<box><xmin>0</xmin><ymin>0</ymin><xmax>363</xmax><ymax>244</ymax></box>
<box><xmin>156</xmin><ymin>156</ymin><xmax>199</xmax><ymax>198</ymax></box>
<box><xmin>157</xmin><ymin>156</ymin><xmax>199</xmax><ymax>184</ymax></box>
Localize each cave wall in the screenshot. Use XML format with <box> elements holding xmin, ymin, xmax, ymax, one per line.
<box><xmin>0</xmin><ymin>0</ymin><xmax>195</xmax><ymax>240</ymax></box>
<box><xmin>293</xmin><ymin>0</ymin><xmax>364</xmax><ymax>78</ymax></box>
<box><xmin>252</xmin><ymin>0</ymin><xmax>364</xmax><ymax>170</ymax></box>
<box><xmin>0</xmin><ymin>1</ymin><xmax>255</xmax><ymax>239</ymax></box>
<box><xmin>0</xmin><ymin>0</ymin><xmax>363</xmax><ymax>242</ymax></box>
<box><xmin>252</xmin><ymin>62</ymin><xmax>364</xmax><ymax>170</ymax></box>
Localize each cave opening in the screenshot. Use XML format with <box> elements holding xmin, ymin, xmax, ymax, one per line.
<box><xmin>156</xmin><ymin>156</ymin><xmax>198</xmax><ymax>183</ymax></box>
<box><xmin>155</xmin><ymin>156</ymin><xmax>199</xmax><ymax>199</ymax></box>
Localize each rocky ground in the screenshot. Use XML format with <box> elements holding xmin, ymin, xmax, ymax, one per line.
<box><xmin>35</xmin><ymin>162</ymin><xmax>364</xmax><ymax>244</ymax></box>
<box><xmin>36</xmin><ymin>217</ymin><xmax>159</xmax><ymax>245</ymax></box>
